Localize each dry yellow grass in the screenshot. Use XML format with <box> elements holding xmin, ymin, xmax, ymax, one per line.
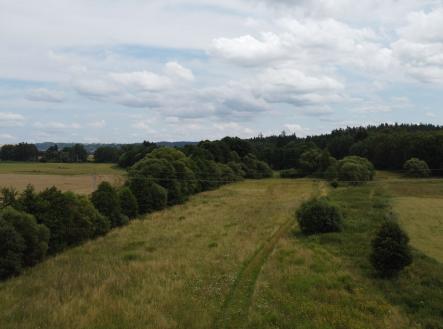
<box><xmin>0</xmin><ymin>174</ymin><xmax>124</xmax><ymax>194</ymax></box>
<box><xmin>0</xmin><ymin>162</ymin><xmax>125</xmax><ymax>194</ymax></box>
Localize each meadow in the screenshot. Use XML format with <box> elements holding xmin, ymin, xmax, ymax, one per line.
<box><xmin>0</xmin><ymin>176</ymin><xmax>442</xmax><ymax>328</ymax></box>
<box><xmin>0</xmin><ymin>162</ymin><xmax>124</xmax><ymax>194</ymax></box>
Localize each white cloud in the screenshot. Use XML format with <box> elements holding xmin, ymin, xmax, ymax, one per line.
<box><xmin>399</xmin><ymin>8</ymin><xmax>443</xmax><ymax>43</ymax></box>
<box><xmin>110</xmin><ymin>71</ymin><xmax>172</xmax><ymax>91</ymax></box>
<box><xmin>256</xmin><ymin>67</ymin><xmax>344</xmax><ymax>105</ymax></box>
<box><xmin>0</xmin><ymin>133</ymin><xmax>16</xmax><ymax>141</ymax></box>
<box><xmin>165</xmin><ymin>62</ymin><xmax>195</xmax><ymax>81</ymax></box>
<box><xmin>0</xmin><ymin>112</ymin><xmax>25</xmax><ymax>127</ymax></box>
<box><xmin>392</xmin><ymin>7</ymin><xmax>443</xmax><ymax>83</ymax></box>
<box><xmin>87</xmin><ymin>120</ymin><xmax>106</xmax><ymax>128</ymax></box>
<box><xmin>26</xmin><ymin>88</ymin><xmax>65</xmax><ymax>103</ymax></box>
<box><xmin>284</xmin><ymin>123</ymin><xmax>310</xmax><ymax>136</ymax></box>
<box><xmin>34</xmin><ymin>121</ymin><xmax>81</xmax><ymax>129</ymax></box>
<box><xmin>211</xmin><ymin>33</ymin><xmax>284</xmax><ymax>65</ymax></box>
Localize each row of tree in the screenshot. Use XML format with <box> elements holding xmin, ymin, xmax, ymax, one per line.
<box><xmin>250</xmin><ymin>124</ymin><xmax>443</xmax><ymax>174</ymax></box>
<box><xmin>0</xmin><ymin>144</ymin><xmax>272</xmax><ymax>280</ymax></box>
<box><xmin>0</xmin><ymin>143</ymin><xmax>89</xmax><ymax>163</ymax></box>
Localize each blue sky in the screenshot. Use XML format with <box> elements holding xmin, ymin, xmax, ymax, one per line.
<box><xmin>0</xmin><ymin>0</ymin><xmax>442</xmax><ymax>143</ymax></box>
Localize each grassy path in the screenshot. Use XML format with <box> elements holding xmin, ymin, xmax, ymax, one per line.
<box><xmin>214</xmin><ymin>181</ymin><xmax>324</xmax><ymax>329</ymax></box>
<box><xmin>213</xmin><ymin>218</ymin><xmax>295</xmax><ymax>329</ymax></box>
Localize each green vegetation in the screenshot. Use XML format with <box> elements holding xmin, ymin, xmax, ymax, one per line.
<box><xmin>296</xmin><ymin>197</ymin><xmax>342</xmax><ymax>234</ymax></box>
<box><xmin>336</xmin><ymin>155</ymin><xmax>375</xmax><ymax>183</ymax></box>
<box><xmin>370</xmin><ymin>220</ymin><xmax>413</xmax><ymax>277</ymax></box>
<box><xmin>0</xmin><ymin>177</ymin><xmax>441</xmax><ymax>328</ymax></box>
<box><xmin>252</xmin><ymin>124</ymin><xmax>443</xmax><ymax>174</ymax></box>
<box><xmin>91</xmin><ymin>182</ymin><xmax>128</xmax><ymax>228</ymax></box>
<box><xmin>403</xmin><ymin>158</ymin><xmax>431</xmax><ymax>178</ymax></box>
<box><xmin>393</xmin><ymin>197</ymin><xmax>443</xmax><ymax>263</ymax></box>
<box><xmin>94</xmin><ymin>146</ymin><xmax>122</xmax><ymax>163</ymax></box>
<box><xmin>0</xmin><ymin>179</ymin><xmax>315</xmax><ymax>329</ymax></box>
<box><xmin>118</xmin><ymin>187</ymin><xmax>138</xmax><ymax>219</ymax></box>
<box><xmin>247</xmin><ymin>181</ymin><xmax>443</xmax><ymax>329</ymax></box>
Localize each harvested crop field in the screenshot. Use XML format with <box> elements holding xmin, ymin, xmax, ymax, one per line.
<box><xmin>0</xmin><ymin>174</ymin><xmax>124</xmax><ymax>194</ymax></box>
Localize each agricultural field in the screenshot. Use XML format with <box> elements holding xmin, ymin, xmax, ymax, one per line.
<box><xmin>0</xmin><ymin>162</ymin><xmax>125</xmax><ymax>194</ymax></box>
<box><xmin>0</xmin><ymin>177</ymin><xmax>441</xmax><ymax>329</ymax></box>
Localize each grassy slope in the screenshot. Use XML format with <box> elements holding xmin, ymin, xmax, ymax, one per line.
<box><xmin>248</xmin><ymin>182</ymin><xmax>443</xmax><ymax>329</ymax></box>
<box><xmin>0</xmin><ymin>179</ymin><xmax>315</xmax><ymax>329</ymax></box>
<box><xmin>0</xmin><ymin>178</ymin><xmax>441</xmax><ymax>329</ymax></box>
<box><xmin>0</xmin><ymin>162</ymin><xmax>124</xmax><ymax>175</ymax></box>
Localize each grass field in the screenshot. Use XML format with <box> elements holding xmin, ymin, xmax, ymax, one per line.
<box><xmin>0</xmin><ymin>178</ymin><xmax>441</xmax><ymax>328</ymax></box>
<box><xmin>0</xmin><ymin>162</ymin><xmax>125</xmax><ymax>194</ymax></box>
<box><xmin>0</xmin><ymin>162</ymin><xmax>124</xmax><ymax>175</ymax></box>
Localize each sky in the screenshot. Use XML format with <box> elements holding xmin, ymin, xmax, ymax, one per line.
<box><xmin>1</xmin><ymin>0</ymin><xmax>443</xmax><ymax>143</ymax></box>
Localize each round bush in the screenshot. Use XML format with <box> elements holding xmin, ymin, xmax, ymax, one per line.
<box><xmin>403</xmin><ymin>158</ymin><xmax>431</xmax><ymax>178</ymax></box>
<box><xmin>337</xmin><ymin>156</ymin><xmax>375</xmax><ymax>184</ymax></box>
<box><xmin>296</xmin><ymin>198</ymin><xmax>343</xmax><ymax>235</ymax></box>
<box><xmin>128</xmin><ymin>176</ymin><xmax>167</xmax><ymax>214</ymax></box>
<box><xmin>370</xmin><ymin>221</ymin><xmax>412</xmax><ymax>277</ymax></box>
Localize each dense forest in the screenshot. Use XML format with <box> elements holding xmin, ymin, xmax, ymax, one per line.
<box><xmin>1</xmin><ymin>124</ymin><xmax>443</xmax><ymax>174</ymax></box>
<box><xmin>250</xmin><ymin>124</ymin><xmax>443</xmax><ymax>173</ymax></box>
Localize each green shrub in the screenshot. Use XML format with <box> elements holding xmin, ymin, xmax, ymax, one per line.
<box><xmin>296</xmin><ymin>198</ymin><xmax>343</xmax><ymax>235</ymax></box>
<box><xmin>403</xmin><ymin>158</ymin><xmax>431</xmax><ymax>178</ymax></box>
<box><xmin>0</xmin><ymin>207</ymin><xmax>49</xmax><ymax>267</ymax></box>
<box><xmin>118</xmin><ymin>187</ymin><xmax>138</xmax><ymax>219</ymax></box>
<box><xmin>91</xmin><ymin>182</ymin><xmax>125</xmax><ymax>227</ymax></box>
<box><xmin>242</xmin><ymin>154</ymin><xmax>273</xmax><ymax>179</ymax></box>
<box><xmin>75</xmin><ymin>196</ymin><xmax>110</xmax><ymax>237</ymax></box>
<box><xmin>330</xmin><ymin>180</ymin><xmax>339</xmax><ymax>188</ymax></box>
<box><xmin>17</xmin><ymin>185</ymin><xmax>46</xmax><ymax>214</ymax></box>
<box><xmin>0</xmin><ymin>219</ymin><xmax>25</xmax><ymax>280</ymax></box>
<box><xmin>280</xmin><ymin>168</ymin><xmax>304</xmax><ymax>179</ymax></box>
<box><xmin>128</xmin><ymin>176</ymin><xmax>167</xmax><ymax>214</ymax></box>
<box><xmin>25</xmin><ymin>187</ymin><xmax>107</xmax><ymax>253</ymax></box>
<box><xmin>337</xmin><ymin>156</ymin><xmax>375</xmax><ymax>184</ymax></box>
<box><xmin>370</xmin><ymin>221</ymin><xmax>413</xmax><ymax>277</ymax></box>
<box><xmin>0</xmin><ymin>187</ymin><xmax>18</xmax><ymax>209</ymax></box>
<box><xmin>130</xmin><ymin>154</ymin><xmax>185</xmax><ymax>205</ymax></box>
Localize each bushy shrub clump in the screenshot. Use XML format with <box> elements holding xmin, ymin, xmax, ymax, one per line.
<box><xmin>118</xmin><ymin>187</ymin><xmax>138</xmax><ymax>219</ymax></box>
<box><xmin>370</xmin><ymin>220</ymin><xmax>412</xmax><ymax>277</ymax></box>
<box><xmin>0</xmin><ymin>207</ymin><xmax>50</xmax><ymax>279</ymax></box>
<box><xmin>403</xmin><ymin>158</ymin><xmax>431</xmax><ymax>178</ymax></box>
<box><xmin>296</xmin><ymin>198</ymin><xmax>343</xmax><ymax>235</ymax></box>
<box><xmin>19</xmin><ymin>186</ymin><xmax>110</xmax><ymax>254</ymax></box>
<box><xmin>0</xmin><ymin>207</ymin><xmax>49</xmax><ymax>267</ymax></box>
<box><xmin>0</xmin><ymin>219</ymin><xmax>25</xmax><ymax>279</ymax></box>
<box><xmin>280</xmin><ymin>168</ymin><xmax>304</xmax><ymax>179</ymax></box>
<box><xmin>337</xmin><ymin>156</ymin><xmax>375</xmax><ymax>184</ymax></box>
<box><xmin>91</xmin><ymin>182</ymin><xmax>128</xmax><ymax>228</ymax></box>
<box><xmin>128</xmin><ymin>176</ymin><xmax>167</xmax><ymax>214</ymax></box>
<box><xmin>242</xmin><ymin>154</ymin><xmax>273</xmax><ymax>179</ymax></box>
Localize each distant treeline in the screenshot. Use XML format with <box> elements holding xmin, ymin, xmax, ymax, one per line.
<box><xmin>250</xmin><ymin>124</ymin><xmax>443</xmax><ymax>173</ymax></box>
<box><xmin>0</xmin><ymin>143</ymin><xmax>88</xmax><ymax>163</ymax></box>
<box><xmin>2</xmin><ymin>124</ymin><xmax>443</xmax><ymax>173</ymax></box>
